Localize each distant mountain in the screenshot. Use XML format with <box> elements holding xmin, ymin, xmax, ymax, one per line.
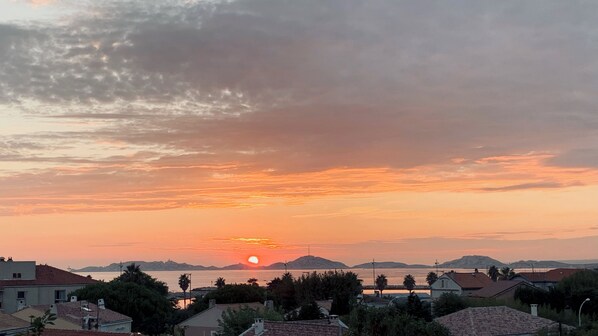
<box><xmin>508</xmin><ymin>260</ymin><xmax>571</xmax><ymax>269</ymax></box>
<box><xmin>73</xmin><ymin>260</ymin><xmax>218</xmax><ymax>272</ymax></box>
<box><xmin>438</xmin><ymin>255</ymin><xmax>505</xmax><ymax>269</ymax></box>
<box><xmin>351</xmin><ymin>261</ymin><xmax>429</xmax><ymax>269</ymax></box>
<box><xmin>265</xmin><ymin>255</ymin><xmax>348</xmax><ymax>270</ymax></box>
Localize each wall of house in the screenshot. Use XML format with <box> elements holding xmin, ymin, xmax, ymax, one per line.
<box><xmin>1</xmin><ymin>285</ymin><xmax>87</xmax><ymax>314</ymax></box>
<box><xmin>430</xmin><ymin>275</ymin><xmax>462</xmax><ymax>299</ymax></box>
<box><xmin>0</xmin><ymin>261</ymin><xmax>36</xmax><ymax>281</ymax></box>
<box><xmin>182</xmin><ymin>326</ymin><xmax>217</xmax><ymax>336</ymax></box>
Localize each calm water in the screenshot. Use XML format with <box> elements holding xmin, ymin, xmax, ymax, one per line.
<box><xmin>75</xmin><ymin>267</ymin><xmax>520</xmax><ymax>294</ymax></box>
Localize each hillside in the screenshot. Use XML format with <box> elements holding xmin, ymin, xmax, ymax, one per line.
<box><xmin>351</xmin><ymin>261</ymin><xmax>429</xmax><ymax>269</ymax></box>
<box><xmin>73</xmin><ymin>260</ymin><xmax>217</xmax><ymax>272</ymax></box>
<box><xmin>438</xmin><ymin>255</ymin><xmax>505</xmax><ymax>269</ymax></box>
<box><xmin>265</xmin><ymin>255</ymin><xmax>348</xmax><ymax>270</ymax></box>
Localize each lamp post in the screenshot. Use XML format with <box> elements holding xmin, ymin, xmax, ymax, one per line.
<box><xmin>578</xmin><ymin>298</ymin><xmax>590</xmax><ymax>327</ymax></box>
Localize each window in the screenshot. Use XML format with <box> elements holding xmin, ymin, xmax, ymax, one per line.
<box><xmin>441</xmin><ymin>280</ymin><xmax>445</xmax><ymax>288</ymax></box>
<box><xmin>17</xmin><ymin>291</ymin><xmax>25</xmax><ymax>299</ymax></box>
<box><xmin>55</xmin><ymin>290</ymin><xmax>66</xmax><ymax>303</ymax></box>
<box><xmin>12</xmin><ymin>273</ymin><xmax>21</xmax><ymax>279</ymax></box>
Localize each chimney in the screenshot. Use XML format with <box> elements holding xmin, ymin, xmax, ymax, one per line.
<box><xmin>254</xmin><ymin>318</ymin><xmax>264</xmax><ymax>335</ymax></box>
<box><xmin>50</xmin><ymin>304</ymin><xmax>58</xmax><ymax>316</ymax></box>
<box><xmin>530</xmin><ymin>304</ymin><xmax>538</xmax><ymax>317</ymax></box>
<box><xmin>209</xmin><ymin>299</ymin><xmax>216</xmax><ymax>308</ymax></box>
<box><xmin>328</xmin><ymin>315</ymin><xmax>339</xmax><ymax>325</ymax></box>
<box><xmin>70</xmin><ymin>296</ymin><xmax>78</xmax><ymax>302</ymax></box>
<box><xmin>264</xmin><ymin>300</ymin><xmax>274</xmax><ymax>309</ymax></box>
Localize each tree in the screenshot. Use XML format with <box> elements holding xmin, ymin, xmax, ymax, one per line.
<box><xmin>215</xmin><ymin>277</ymin><xmax>226</xmax><ymax>289</ymax></box>
<box><xmin>267</xmin><ymin>273</ymin><xmax>296</xmax><ymax>312</ymax></box>
<box><xmin>426</xmin><ymin>272</ymin><xmax>438</xmax><ymax>286</ymax></box>
<box><xmin>376</xmin><ymin>274</ymin><xmax>388</xmax><ymax>295</ymax></box>
<box><xmin>247</xmin><ymin>278</ymin><xmax>259</xmax><ymax>286</ymax></box>
<box><xmin>433</xmin><ymin>293</ymin><xmax>467</xmax><ymax>317</ymax></box>
<box><xmin>218</xmin><ymin>306</ymin><xmax>283</xmax><ymax>336</ymax></box>
<box><xmin>178</xmin><ymin>274</ymin><xmax>190</xmax><ymax>309</ymax></box>
<box><xmin>287</xmin><ymin>300</ymin><xmax>323</xmax><ymax>321</ymax></box>
<box><xmin>348</xmin><ymin>306</ymin><xmax>449</xmax><ymax>336</ymax></box>
<box><xmin>71</xmin><ymin>281</ymin><xmax>173</xmax><ymax>335</ymax></box>
<box><xmin>488</xmin><ymin>265</ymin><xmax>499</xmax><ymax>282</ymax></box>
<box><xmin>403</xmin><ymin>274</ymin><xmax>416</xmax><ymax>293</ymax></box>
<box><xmin>29</xmin><ymin>309</ymin><xmax>57</xmax><ymax>336</ymax></box>
<box><xmin>115</xmin><ymin>263</ymin><xmax>169</xmax><ymax>296</ymax></box>
<box><xmin>499</xmin><ymin>266</ymin><xmax>516</xmax><ymax>280</ymax></box>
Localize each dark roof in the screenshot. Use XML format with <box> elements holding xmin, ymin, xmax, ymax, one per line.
<box><xmin>0</xmin><ymin>265</ymin><xmax>97</xmax><ymax>288</ymax></box>
<box><xmin>0</xmin><ymin>312</ymin><xmax>30</xmax><ymax>331</ymax></box>
<box><xmin>515</xmin><ymin>268</ymin><xmax>582</xmax><ymax>283</ymax></box>
<box><xmin>435</xmin><ymin>306</ymin><xmax>561</xmax><ymax>336</ymax></box>
<box><xmin>445</xmin><ymin>271</ymin><xmax>492</xmax><ymax>289</ymax></box>
<box><xmin>42</xmin><ymin>329</ymin><xmax>132</xmax><ymax>336</ymax></box>
<box><xmin>30</xmin><ymin>301</ymin><xmax>132</xmax><ymax>325</ymax></box>
<box><xmin>470</xmin><ymin>280</ymin><xmax>531</xmax><ymax>298</ymax></box>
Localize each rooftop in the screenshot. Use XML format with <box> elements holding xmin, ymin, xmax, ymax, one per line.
<box><xmin>469</xmin><ymin>280</ymin><xmax>530</xmax><ymax>298</ymax></box>
<box><xmin>515</xmin><ymin>268</ymin><xmax>582</xmax><ymax>283</ymax></box>
<box><xmin>41</xmin><ymin>329</ymin><xmax>132</xmax><ymax>336</ymax></box>
<box><xmin>445</xmin><ymin>271</ymin><xmax>492</xmax><ymax>289</ymax></box>
<box><xmin>435</xmin><ymin>306</ymin><xmax>561</xmax><ymax>336</ymax></box>
<box><xmin>29</xmin><ymin>301</ymin><xmax>132</xmax><ymax>325</ymax></box>
<box><xmin>0</xmin><ymin>312</ymin><xmax>29</xmax><ymax>331</ymax></box>
<box><xmin>241</xmin><ymin>320</ymin><xmax>347</xmax><ymax>336</ymax></box>
<box><xmin>0</xmin><ymin>265</ymin><xmax>97</xmax><ymax>287</ymax></box>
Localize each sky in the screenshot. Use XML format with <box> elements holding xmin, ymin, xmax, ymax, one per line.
<box><xmin>1</xmin><ymin>0</ymin><xmax>598</xmax><ymax>269</ymax></box>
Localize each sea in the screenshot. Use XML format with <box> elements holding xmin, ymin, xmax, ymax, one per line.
<box><xmin>74</xmin><ymin>267</ymin><xmax>538</xmax><ymax>296</ymax></box>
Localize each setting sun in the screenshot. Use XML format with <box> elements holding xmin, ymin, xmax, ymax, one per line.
<box><xmin>247</xmin><ymin>256</ymin><xmax>259</xmax><ymax>265</ymax></box>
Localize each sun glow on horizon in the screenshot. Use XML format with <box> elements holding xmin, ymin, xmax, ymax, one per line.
<box><xmin>248</xmin><ymin>255</ymin><xmax>259</xmax><ymax>265</ymax></box>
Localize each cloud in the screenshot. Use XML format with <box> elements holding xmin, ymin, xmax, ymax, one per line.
<box><xmin>2</xmin><ymin>1</ymin><xmax>598</xmax><ymax>214</ymax></box>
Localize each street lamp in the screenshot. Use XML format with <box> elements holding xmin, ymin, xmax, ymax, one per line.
<box><xmin>578</xmin><ymin>298</ymin><xmax>590</xmax><ymax>327</ymax></box>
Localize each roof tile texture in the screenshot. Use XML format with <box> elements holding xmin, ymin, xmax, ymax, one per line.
<box><xmin>0</xmin><ymin>265</ymin><xmax>97</xmax><ymax>287</ymax></box>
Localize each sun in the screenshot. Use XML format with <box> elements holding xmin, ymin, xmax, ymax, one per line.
<box><xmin>247</xmin><ymin>256</ymin><xmax>259</xmax><ymax>265</ymax></box>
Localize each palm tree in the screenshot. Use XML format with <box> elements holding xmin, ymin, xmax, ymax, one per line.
<box><xmin>426</xmin><ymin>271</ymin><xmax>438</xmax><ymax>286</ymax></box>
<box><xmin>375</xmin><ymin>274</ymin><xmax>388</xmax><ymax>295</ymax></box>
<box><xmin>488</xmin><ymin>265</ymin><xmax>499</xmax><ymax>282</ymax></box>
<box><xmin>403</xmin><ymin>274</ymin><xmax>416</xmax><ymax>293</ymax></box>
<box><xmin>178</xmin><ymin>274</ymin><xmax>190</xmax><ymax>309</ymax></box>
<box><xmin>121</xmin><ymin>263</ymin><xmax>142</xmax><ymax>282</ymax></box>
<box><xmin>215</xmin><ymin>277</ymin><xmax>226</xmax><ymax>289</ymax></box>
<box><xmin>499</xmin><ymin>266</ymin><xmax>515</xmax><ymax>280</ymax></box>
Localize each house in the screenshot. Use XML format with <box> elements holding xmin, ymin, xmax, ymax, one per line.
<box><xmin>176</xmin><ymin>301</ymin><xmax>265</xmax><ymax>336</ymax></box>
<box><xmin>240</xmin><ymin>317</ymin><xmax>348</xmax><ymax>336</ymax></box>
<box><xmin>430</xmin><ymin>270</ymin><xmax>492</xmax><ymax>298</ymax></box>
<box><xmin>0</xmin><ymin>259</ymin><xmax>96</xmax><ymax>313</ymax></box>
<box><xmin>12</xmin><ymin>301</ymin><xmax>132</xmax><ymax>333</ymax></box>
<box><xmin>511</xmin><ymin>268</ymin><xmax>582</xmax><ymax>290</ymax></box>
<box><xmin>435</xmin><ymin>306</ymin><xmax>566</xmax><ymax>336</ymax></box>
<box><xmin>0</xmin><ymin>311</ymin><xmax>30</xmax><ymax>336</ymax></box>
<box><xmin>469</xmin><ymin>280</ymin><xmax>534</xmax><ymax>300</ymax></box>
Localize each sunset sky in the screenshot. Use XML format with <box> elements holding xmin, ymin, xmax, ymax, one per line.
<box><xmin>1</xmin><ymin>0</ymin><xmax>598</xmax><ymax>269</ymax></box>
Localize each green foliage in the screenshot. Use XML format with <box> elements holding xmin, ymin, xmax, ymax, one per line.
<box><xmin>488</xmin><ymin>265</ymin><xmax>499</xmax><ymax>282</ymax></box>
<box><xmin>403</xmin><ymin>274</ymin><xmax>416</xmax><ymax>293</ymax></box>
<box><xmin>426</xmin><ymin>272</ymin><xmax>438</xmax><ymax>286</ymax></box>
<box><xmin>215</xmin><ymin>277</ymin><xmax>226</xmax><ymax>289</ymax></box>
<box><xmin>375</xmin><ymin>274</ymin><xmax>388</xmax><ymax>294</ymax></box>
<box><xmin>499</xmin><ymin>267</ymin><xmax>516</xmax><ymax>280</ymax></box>
<box><xmin>267</xmin><ymin>272</ymin><xmax>297</xmax><ymax>312</ymax></box>
<box><xmin>185</xmin><ymin>283</ymin><xmax>267</xmax><ymax>314</ymax></box>
<box><xmin>179</xmin><ymin>274</ymin><xmax>190</xmax><ymax>293</ymax></box>
<box><xmin>347</xmin><ymin>305</ymin><xmax>449</xmax><ymax>336</ymax></box>
<box><xmin>115</xmin><ymin>263</ymin><xmax>169</xmax><ymax>296</ymax></box>
<box><xmin>71</xmin><ymin>281</ymin><xmax>173</xmax><ymax>335</ymax></box>
<box><xmin>433</xmin><ymin>293</ymin><xmax>467</xmax><ymax>317</ymax></box>
<box><xmin>558</xmin><ymin>270</ymin><xmax>598</xmax><ymax>317</ymax></box>
<box><xmin>247</xmin><ymin>278</ymin><xmax>259</xmax><ymax>286</ymax></box>
<box><xmin>29</xmin><ymin>309</ymin><xmax>57</xmax><ymax>336</ymax></box>
<box><xmin>217</xmin><ymin>306</ymin><xmax>283</xmax><ymax>336</ymax></box>
<box><xmin>390</xmin><ymin>294</ymin><xmax>432</xmax><ymax>321</ymax></box>
<box><xmin>287</xmin><ymin>300</ymin><xmax>324</xmax><ymax>321</ymax></box>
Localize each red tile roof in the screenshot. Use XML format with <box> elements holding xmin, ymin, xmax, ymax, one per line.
<box><xmin>242</xmin><ymin>320</ymin><xmax>346</xmax><ymax>336</ymax></box>
<box><xmin>445</xmin><ymin>271</ymin><xmax>492</xmax><ymax>289</ymax></box>
<box><xmin>516</xmin><ymin>268</ymin><xmax>582</xmax><ymax>283</ymax></box>
<box><xmin>470</xmin><ymin>280</ymin><xmax>531</xmax><ymax>298</ymax></box>
<box><xmin>42</xmin><ymin>329</ymin><xmax>132</xmax><ymax>336</ymax></box>
<box><xmin>435</xmin><ymin>306</ymin><xmax>563</xmax><ymax>336</ymax></box>
<box><xmin>29</xmin><ymin>302</ymin><xmax>132</xmax><ymax>325</ymax></box>
<box><xmin>0</xmin><ymin>312</ymin><xmax>30</xmax><ymax>331</ymax></box>
<box><xmin>0</xmin><ymin>265</ymin><xmax>97</xmax><ymax>287</ymax></box>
